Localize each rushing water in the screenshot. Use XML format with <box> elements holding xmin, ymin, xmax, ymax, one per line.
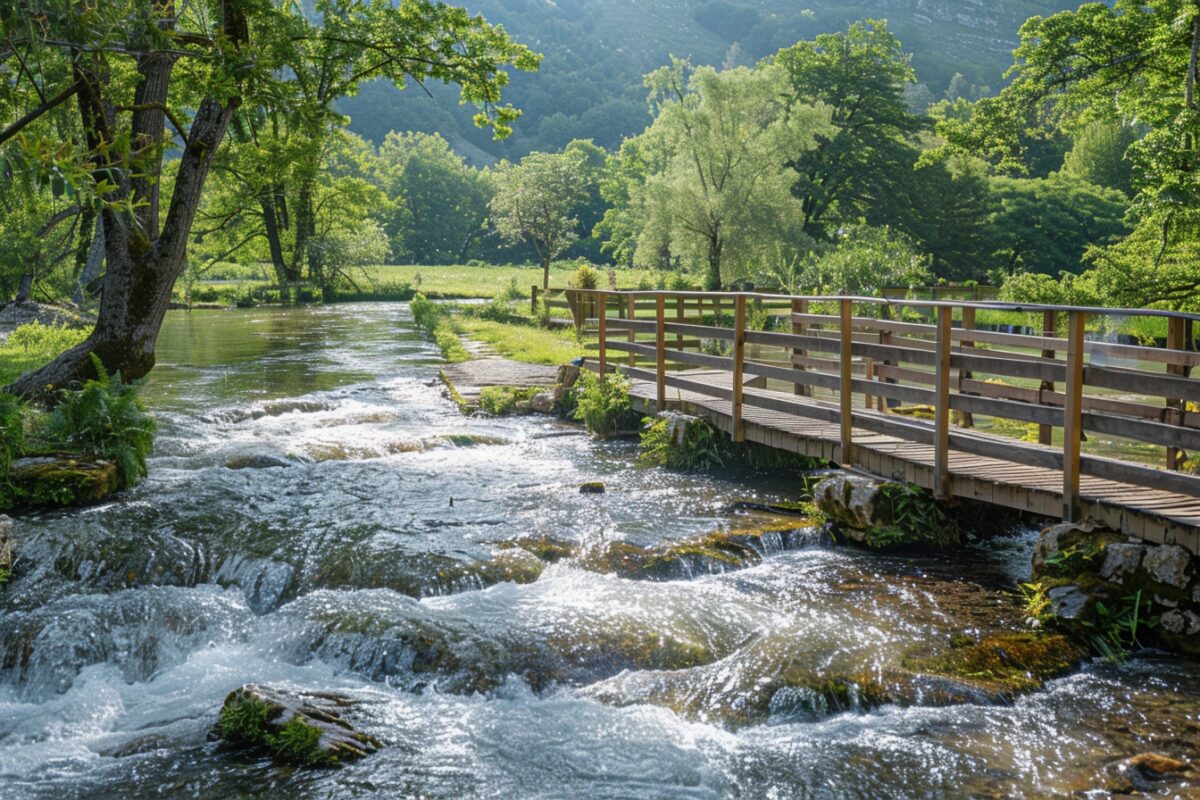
<box><xmin>0</xmin><ymin>303</ymin><xmax>1197</xmax><ymax>799</ymax></box>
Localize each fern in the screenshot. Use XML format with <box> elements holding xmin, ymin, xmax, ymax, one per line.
<box><xmin>45</xmin><ymin>354</ymin><xmax>155</xmax><ymax>487</ymax></box>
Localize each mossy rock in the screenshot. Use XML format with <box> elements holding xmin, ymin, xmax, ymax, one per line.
<box><xmin>4</xmin><ymin>456</ymin><xmax>119</xmax><ymax>510</ymax></box>
<box><xmin>213</xmin><ymin>684</ymin><xmax>381</xmax><ymax>767</ymax></box>
<box><xmin>902</xmin><ymin>631</ymin><xmax>1083</xmax><ymax>696</ymax></box>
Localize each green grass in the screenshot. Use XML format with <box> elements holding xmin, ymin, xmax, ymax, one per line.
<box><xmin>455</xmin><ymin>316</ymin><xmax>583</xmax><ymax>365</ymax></box>
<box><xmin>0</xmin><ymin>323</ymin><xmax>90</xmax><ymax>386</ymax></box>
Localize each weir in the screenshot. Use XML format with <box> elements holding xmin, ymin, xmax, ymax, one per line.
<box><xmin>568</xmin><ymin>289</ymin><xmax>1200</xmax><ymax>554</ymax></box>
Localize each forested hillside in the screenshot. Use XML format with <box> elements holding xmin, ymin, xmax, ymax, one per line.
<box><xmin>340</xmin><ymin>0</ymin><xmax>1078</xmax><ymax>161</ymax></box>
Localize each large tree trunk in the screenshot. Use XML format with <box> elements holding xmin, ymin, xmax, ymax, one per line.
<box><xmin>542</xmin><ymin>255</ymin><xmax>551</xmax><ymax>290</ymax></box>
<box><xmin>705</xmin><ymin>237</ymin><xmax>723</xmax><ymax>290</ymax></box>
<box><xmin>8</xmin><ymin>98</ymin><xmax>238</xmax><ymax>398</ymax></box>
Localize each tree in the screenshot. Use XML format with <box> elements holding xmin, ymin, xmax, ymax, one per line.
<box><xmin>488</xmin><ymin>141</ymin><xmax>601</xmax><ymax>288</ymax></box>
<box><xmin>604</xmin><ymin>59</ymin><xmax>831</xmax><ymax>289</ymax></box>
<box><xmin>987</xmin><ymin>174</ymin><xmax>1128</xmax><ymax>278</ymax></box>
<box><xmin>773</xmin><ymin>21</ymin><xmax>927</xmax><ymax>239</ymax></box>
<box><xmin>932</xmin><ymin>0</ymin><xmax>1200</xmax><ymax>307</ymax></box>
<box><xmin>374</xmin><ymin>132</ymin><xmax>493</xmax><ymax>264</ymax></box>
<box><xmin>1061</xmin><ymin>121</ymin><xmax>1140</xmax><ymax>197</ymax></box>
<box><xmin>1</xmin><ymin>0</ymin><xmax>537</xmax><ymax>396</ymax></box>
<box><xmin>799</xmin><ymin>225</ymin><xmax>932</xmax><ymax>295</ymax></box>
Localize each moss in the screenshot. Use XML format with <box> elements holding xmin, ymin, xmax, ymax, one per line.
<box><xmin>579</xmin><ymin>481</ymin><xmax>606</xmax><ymax>494</ymax></box>
<box><xmin>217</xmin><ymin>696</ymin><xmax>338</xmax><ymax>767</ymax></box>
<box><xmin>478</xmin><ymin>385</ymin><xmax>539</xmax><ymax>416</ymax></box>
<box><xmin>891</xmin><ymin>405</ymin><xmax>936</xmax><ymax>420</ymax></box>
<box><xmin>438</xmin><ymin>368</ymin><xmax>471</xmax><ymax>413</ymax></box>
<box><xmin>3</xmin><ymin>457</ymin><xmax>119</xmax><ymax>510</ymax></box>
<box><xmin>904</xmin><ymin>631</ymin><xmax>1082</xmax><ymax>695</ymax></box>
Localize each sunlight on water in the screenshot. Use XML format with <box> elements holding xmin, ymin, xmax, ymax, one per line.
<box><xmin>0</xmin><ymin>304</ymin><xmax>1197</xmax><ymax>799</ymax></box>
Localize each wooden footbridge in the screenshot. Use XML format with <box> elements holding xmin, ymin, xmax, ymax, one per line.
<box><xmin>564</xmin><ymin>289</ymin><xmax>1200</xmax><ymax>555</ymax></box>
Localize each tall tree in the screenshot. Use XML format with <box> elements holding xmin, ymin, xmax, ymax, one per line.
<box><xmin>774</xmin><ymin>20</ymin><xmax>927</xmax><ymax>240</ymax></box>
<box><xmin>933</xmin><ymin>0</ymin><xmax>1200</xmax><ymax>307</ymax></box>
<box><xmin>1</xmin><ymin>0</ymin><xmax>537</xmax><ymax>396</ymax></box>
<box><xmin>488</xmin><ymin>141</ymin><xmax>600</xmax><ymax>288</ymax></box>
<box><xmin>603</xmin><ymin>59</ymin><xmax>831</xmax><ymax>289</ymax></box>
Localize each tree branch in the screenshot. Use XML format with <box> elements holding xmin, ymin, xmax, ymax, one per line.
<box><xmin>0</xmin><ymin>80</ymin><xmax>81</xmax><ymax>147</ymax></box>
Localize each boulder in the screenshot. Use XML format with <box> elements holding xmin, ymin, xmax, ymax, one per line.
<box><xmin>812</xmin><ymin>474</ymin><xmax>883</xmax><ymax>533</ymax></box>
<box><xmin>579</xmin><ymin>481</ymin><xmax>605</xmax><ymax>494</ymax></box>
<box><xmin>530</xmin><ymin>392</ymin><xmax>555</xmax><ymax>414</ymax></box>
<box><xmin>1142</xmin><ymin>545</ymin><xmax>1194</xmax><ymax>593</ymax></box>
<box><xmin>556</xmin><ymin>363</ymin><xmax>581</xmax><ymax>389</ymax></box>
<box><xmin>213</xmin><ymin>684</ymin><xmax>381</xmax><ymax>766</ymax></box>
<box><xmin>6</xmin><ymin>456</ymin><xmax>120</xmax><ymax>509</ymax></box>
<box><xmin>1098</xmin><ymin>543</ymin><xmax>1145</xmax><ymax>583</ymax></box>
<box><xmin>224</xmin><ymin>454</ymin><xmax>293</xmax><ymax>470</ymax></box>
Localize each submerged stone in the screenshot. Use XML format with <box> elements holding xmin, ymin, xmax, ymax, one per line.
<box><xmin>1105</xmin><ymin>752</ymin><xmax>1196</xmax><ymax>794</ymax></box>
<box><xmin>213</xmin><ymin>684</ymin><xmax>381</xmax><ymax>766</ymax></box>
<box><xmin>579</xmin><ymin>481</ymin><xmax>605</xmax><ymax>494</ymax></box>
<box><xmin>5</xmin><ymin>456</ymin><xmax>120</xmax><ymax>509</ymax></box>
<box><xmin>902</xmin><ymin>631</ymin><xmax>1082</xmax><ymax>696</ymax></box>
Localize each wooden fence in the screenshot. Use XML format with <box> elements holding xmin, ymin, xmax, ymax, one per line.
<box><xmin>567</xmin><ymin>289</ymin><xmax>1200</xmax><ymax>525</ymax></box>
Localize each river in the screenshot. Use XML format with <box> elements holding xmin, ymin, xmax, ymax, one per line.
<box><xmin>0</xmin><ymin>303</ymin><xmax>1197</xmax><ymax>799</ymax></box>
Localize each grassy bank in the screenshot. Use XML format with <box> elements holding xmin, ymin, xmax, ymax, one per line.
<box><xmin>177</xmin><ymin>263</ymin><xmax>660</xmax><ymax>306</ymax></box>
<box><xmin>0</xmin><ymin>323</ymin><xmax>89</xmax><ymax>386</ymax></box>
<box><xmin>411</xmin><ymin>294</ymin><xmax>584</xmax><ymax>367</ymax></box>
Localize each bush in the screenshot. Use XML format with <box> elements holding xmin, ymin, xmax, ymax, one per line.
<box><xmin>410</xmin><ymin>292</ymin><xmax>442</xmax><ymax>331</ymax></box>
<box><xmin>45</xmin><ymin>354</ymin><xmax>156</xmax><ymax>487</ymax></box>
<box><xmin>6</xmin><ymin>322</ymin><xmax>89</xmax><ymax>360</ymax></box>
<box><xmin>475</xmin><ymin>298</ymin><xmax>522</xmax><ymax>323</ymax></box>
<box><xmin>666</xmin><ymin>272</ymin><xmax>699</xmax><ymax>291</ymax></box>
<box><xmin>639</xmin><ymin>415</ymin><xmax>724</xmax><ymax>470</ymax></box>
<box><xmin>573</xmin><ymin>371</ymin><xmax>637</xmax><ymax>436</ymax></box>
<box><xmin>569</xmin><ymin>263</ymin><xmax>601</xmax><ymax>290</ymax></box>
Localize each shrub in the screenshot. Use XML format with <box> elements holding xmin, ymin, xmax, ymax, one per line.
<box><xmin>569</xmin><ymin>263</ymin><xmax>601</xmax><ymax>290</ymax></box>
<box><xmin>666</xmin><ymin>272</ymin><xmax>699</xmax><ymax>291</ymax></box>
<box><xmin>475</xmin><ymin>298</ymin><xmax>522</xmax><ymax>323</ymax></box>
<box><xmin>501</xmin><ymin>276</ymin><xmax>526</xmax><ymax>302</ymax></box>
<box><xmin>45</xmin><ymin>354</ymin><xmax>156</xmax><ymax>487</ymax></box>
<box><xmin>410</xmin><ymin>292</ymin><xmax>442</xmax><ymax>331</ymax></box>
<box><xmin>479</xmin><ymin>385</ymin><xmax>538</xmax><ymax>415</ymax></box>
<box><xmin>638</xmin><ymin>415</ymin><xmax>724</xmax><ymax>470</ymax></box>
<box><xmin>573</xmin><ymin>371</ymin><xmax>636</xmax><ymax>436</ymax></box>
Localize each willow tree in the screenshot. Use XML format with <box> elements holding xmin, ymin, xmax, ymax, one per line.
<box><xmin>0</xmin><ymin>0</ymin><xmax>536</xmax><ymax>396</ymax></box>
<box><xmin>610</xmin><ymin>60</ymin><xmax>832</xmax><ymax>289</ymax></box>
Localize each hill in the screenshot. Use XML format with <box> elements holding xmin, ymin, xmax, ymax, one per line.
<box><xmin>338</xmin><ymin>0</ymin><xmax>1080</xmax><ymax>162</ymax></box>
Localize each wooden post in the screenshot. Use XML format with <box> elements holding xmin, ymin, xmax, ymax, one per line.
<box><xmin>933</xmin><ymin>306</ymin><xmax>953</xmax><ymax>499</ymax></box>
<box><xmin>531</xmin><ymin>285</ymin><xmax>540</xmax><ymax>316</ymax></box>
<box><xmin>1167</xmin><ymin>316</ymin><xmax>1187</xmax><ymax>470</ymax></box>
<box><xmin>1062</xmin><ymin>310</ymin><xmax>1086</xmax><ymax>522</ymax></box>
<box><xmin>626</xmin><ymin>294</ymin><xmax>636</xmax><ymax>368</ymax></box>
<box><xmin>959</xmin><ymin>306</ymin><xmax>976</xmax><ymax>428</ymax></box>
<box><xmin>791</xmin><ymin>298</ymin><xmax>809</xmax><ymax>396</ymax></box>
<box><xmin>732</xmin><ymin>294</ymin><xmax>746</xmax><ymax>442</ymax></box>
<box><xmin>1039</xmin><ymin>310</ymin><xmax>1057</xmax><ymax>445</ymax></box>
<box><xmin>597</xmin><ymin>291</ymin><xmax>608</xmax><ymax>384</ymax></box>
<box><xmin>675</xmin><ymin>295</ymin><xmax>684</xmax><ymax>349</ymax></box>
<box><xmin>839</xmin><ymin>298</ymin><xmax>853</xmax><ymax>465</ymax></box>
<box><xmin>656</xmin><ymin>294</ymin><xmax>666</xmax><ymax>411</ymax></box>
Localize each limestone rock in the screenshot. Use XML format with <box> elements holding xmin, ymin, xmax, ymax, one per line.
<box><xmin>213</xmin><ymin>684</ymin><xmax>381</xmax><ymax>766</ymax></box>
<box><xmin>1106</xmin><ymin>752</ymin><xmax>1195</xmax><ymax>793</ymax></box>
<box><xmin>1099</xmin><ymin>543</ymin><xmax>1145</xmax><ymax>583</ymax></box>
<box><xmin>556</xmin><ymin>363</ymin><xmax>581</xmax><ymax>390</ymax></box>
<box><xmin>1047</xmin><ymin>585</ymin><xmax>1093</xmax><ymax>621</ymax></box>
<box><xmin>1031</xmin><ymin>521</ymin><xmax>1097</xmax><ymax>575</ymax></box>
<box><xmin>1160</xmin><ymin>609</ymin><xmax>1200</xmax><ymax>637</ymax></box>
<box><xmin>813</xmin><ymin>474</ymin><xmax>883</xmax><ymax>532</ymax></box>
<box><xmin>530</xmin><ymin>392</ymin><xmax>555</xmax><ymax>414</ymax></box>
<box><xmin>6</xmin><ymin>456</ymin><xmax>119</xmax><ymax>509</ymax></box>
<box><xmin>1142</xmin><ymin>545</ymin><xmax>1194</xmax><ymax>593</ymax></box>
<box><xmin>579</xmin><ymin>481</ymin><xmax>605</xmax><ymax>494</ymax></box>
<box><xmin>225</xmin><ymin>454</ymin><xmax>293</xmax><ymax>470</ymax></box>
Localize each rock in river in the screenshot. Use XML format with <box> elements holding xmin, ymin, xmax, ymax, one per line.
<box><xmin>213</xmin><ymin>684</ymin><xmax>381</xmax><ymax>766</ymax></box>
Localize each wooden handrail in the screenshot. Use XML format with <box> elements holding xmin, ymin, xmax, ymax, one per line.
<box><xmin>575</xmin><ymin>288</ymin><xmax>1200</xmax><ymax>523</ymax></box>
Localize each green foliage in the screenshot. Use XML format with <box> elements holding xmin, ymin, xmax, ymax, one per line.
<box><xmin>607</xmin><ymin>59</ymin><xmax>832</xmax><ymax>289</ymax></box>
<box><xmin>569</xmin><ymin>264</ymin><xmax>601</xmax><ymax>290</ymax></box>
<box><xmin>410</xmin><ymin>293</ymin><xmax>443</xmax><ymax>331</ymax></box>
<box><xmin>478</xmin><ymin>385</ymin><xmax>539</xmax><ymax>416</ymax></box>
<box><xmin>867</xmin><ymin>482</ymin><xmax>958</xmax><ymax>549</ymax></box>
<box><xmin>1086</xmin><ymin>590</ymin><xmax>1159</xmax><ymax>663</ymax></box>
<box><xmin>774</xmin><ymin>20</ymin><xmax>928</xmax><ymax>241</ymax></box>
<box><xmin>217</xmin><ymin>698</ymin><xmax>336</xmax><ymax>767</ymax></box>
<box><xmin>0</xmin><ymin>322</ymin><xmax>90</xmax><ymax>385</ymax></box>
<box><xmin>0</xmin><ymin>394</ymin><xmax>24</xmax><ymax>475</ymax></box>
<box><xmin>573</xmin><ymin>371</ymin><xmax>636</xmax><ymax>436</ymax></box>
<box><xmin>1019</xmin><ymin>581</ymin><xmax>1053</xmax><ymax>625</ymax></box>
<box><xmin>1061</xmin><ymin>122</ymin><xmax>1139</xmax><ymax>196</ymax></box>
<box><xmin>638</xmin><ymin>416</ymin><xmax>725</xmax><ymax>471</ymax></box>
<box><xmin>801</xmin><ymin>225</ymin><xmax>932</xmax><ymax>295</ymax></box>
<box><xmin>45</xmin><ymin>355</ymin><xmax>155</xmax><ymax>487</ymax></box>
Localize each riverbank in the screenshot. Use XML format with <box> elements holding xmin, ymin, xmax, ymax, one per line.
<box><xmin>0</xmin><ymin>303</ymin><xmax>1197</xmax><ymax>798</ymax></box>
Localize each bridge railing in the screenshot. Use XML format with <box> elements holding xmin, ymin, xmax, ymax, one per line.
<box><xmin>566</xmin><ymin>289</ymin><xmax>1200</xmax><ymax>522</ymax></box>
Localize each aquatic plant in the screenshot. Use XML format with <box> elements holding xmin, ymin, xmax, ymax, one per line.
<box><xmin>573</xmin><ymin>371</ymin><xmax>637</xmax><ymax>436</ymax></box>
<box><xmin>638</xmin><ymin>415</ymin><xmax>724</xmax><ymax>471</ymax></box>
<box><xmin>864</xmin><ymin>482</ymin><xmax>958</xmax><ymax>549</ymax></box>
<box><xmin>217</xmin><ymin>695</ymin><xmax>338</xmax><ymax>767</ymax></box>
<box><xmin>45</xmin><ymin>355</ymin><xmax>155</xmax><ymax>487</ymax></box>
<box><xmin>479</xmin><ymin>385</ymin><xmax>538</xmax><ymax>415</ymax></box>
